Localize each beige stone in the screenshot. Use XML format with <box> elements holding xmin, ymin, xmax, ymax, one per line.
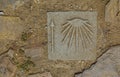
<box><xmin>105</xmin><ymin>0</ymin><xmax>119</xmax><ymax>22</ymax></box>
<box><xmin>0</xmin><ymin>16</ymin><xmax>24</xmax><ymax>54</ymax></box>
<box><xmin>28</xmin><ymin>72</ymin><xmax>52</xmax><ymax>77</ymax></box>
<box><xmin>0</xmin><ymin>16</ymin><xmax>23</xmax><ymax>40</ymax></box>
<box><xmin>25</xmin><ymin>47</ymin><xmax>44</xmax><ymax>61</ymax></box>
<box><xmin>0</xmin><ymin>55</ymin><xmax>16</xmax><ymax>77</ymax></box>
<box><xmin>0</xmin><ymin>0</ymin><xmax>29</xmax><ymax>10</ymax></box>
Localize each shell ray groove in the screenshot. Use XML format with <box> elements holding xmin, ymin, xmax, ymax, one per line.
<box><xmin>61</xmin><ymin>18</ymin><xmax>94</xmax><ymax>52</ymax></box>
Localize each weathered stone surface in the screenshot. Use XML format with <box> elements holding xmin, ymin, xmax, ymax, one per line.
<box><xmin>0</xmin><ymin>16</ymin><xmax>23</xmax><ymax>40</ymax></box>
<box><xmin>0</xmin><ymin>0</ymin><xmax>29</xmax><ymax>10</ymax></box>
<box><xmin>0</xmin><ymin>16</ymin><xmax>24</xmax><ymax>54</ymax></box>
<box><xmin>105</xmin><ymin>0</ymin><xmax>120</xmax><ymax>45</ymax></box>
<box><xmin>18</xmin><ymin>1</ymin><xmax>105</xmax><ymax>77</ymax></box>
<box><xmin>105</xmin><ymin>0</ymin><xmax>119</xmax><ymax>22</ymax></box>
<box><xmin>25</xmin><ymin>47</ymin><xmax>44</xmax><ymax>61</ymax></box>
<box><xmin>0</xmin><ymin>0</ymin><xmax>16</xmax><ymax>9</ymax></box>
<box><xmin>0</xmin><ymin>54</ymin><xmax>16</xmax><ymax>77</ymax></box>
<box><xmin>28</xmin><ymin>72</ymin><xmax>52</xmax><ymax>77</ymax></box>
<box><xmin>33</xmin><ymin>0</ymin><xmax>40</xmax><ymax>4</ymax></box>
<box><xmin>75</xmin><ymin>46</ymin><xmax>120</xmax><ymax>77</ymax></box>
<box><xmin>1</xmin><ymin>0</ymin><xmax>119</xmax><ymax>77</ymax></box>
<box><xmin>7</xmin><ymin>49</ymin><xmax>14</xmax><ymax>58</ymax></box>
<box><xmin>48</xmin><ymin>11</ymin><xmax>97</xmax><ymax>60</ymax></box>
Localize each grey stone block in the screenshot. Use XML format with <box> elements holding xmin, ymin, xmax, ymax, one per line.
<box><xmin>76</xmin><ymin>46</ymin><xmax>120</xmax><ymax>77</ymax></box>
<box><xmin>47</xmin><ymin>11</ymin><xmax>97</xmax><ymax>60</ymax></box>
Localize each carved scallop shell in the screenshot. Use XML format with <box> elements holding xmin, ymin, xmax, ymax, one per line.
<box><xmin>61</xmin><ymin>18</ymin><xmax>94</xmax><ymax>51</ymax></box>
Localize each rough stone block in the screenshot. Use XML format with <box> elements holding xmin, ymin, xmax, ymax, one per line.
<box><xmin>0</xmin><ymin>16</ymin><xmax>24</xmax><ymax>54</ymax></box>
<box><xmin>105</xmin><ymin>0</ymin><xmax>119</xmax><ymax>22</ymax></box>
<box><xmin>0</xmin><ymin>16</ymin><xmax>23</xmax><ymax>40</ymax></box>
<box><xmin>76</xmin><ymin>46</ymin><xmax>120</xmax><ymax>77</ymax></box>
<box><xmin>25</xmin><ymin>47</ymin><xmax>44</xmax><ymax>61</ymax></box>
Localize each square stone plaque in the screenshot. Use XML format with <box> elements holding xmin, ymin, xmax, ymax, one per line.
<box><xmin>47</xmin><ymin>11</ymin><xmax>97</xmax><ymax>60</ymax></box>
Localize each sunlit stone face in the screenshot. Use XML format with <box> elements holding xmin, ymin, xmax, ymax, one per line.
<box><xmin>47</xmin><ymin>11</ymin><xmax>97</xmax><ymax>60</ymax></box>
<box><xmin>0</xmin><ymin>16</ymin><xmax>23</xmax><ymax>40</ymax></box>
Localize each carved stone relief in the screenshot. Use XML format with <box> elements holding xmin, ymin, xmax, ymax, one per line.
<box><xmin>47</xmin><ymin>11</ymin><xmax>97</xmax><ymax>60</ymax></box>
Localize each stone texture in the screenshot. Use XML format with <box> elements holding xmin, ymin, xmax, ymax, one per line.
<box><xmin>0</xmin><ymin>0</ymin><xmax>29</xmax><ymax>10</ymax></box>
<box><xmin>1</xmin><ymin>0</ymin><xmax>112</xmax><ymax>77</ymax></box>
<box><xmin>5</xmin><ymin>1</ymin><xmax>105</xmax><ymax>77</ymax></box>
<box><xmin>7</xmin><ymin>49</ymin><xmax>14</xmax><ymax>58</ymax></box>
<box><xmin>105</xmin><ymin>0</ymin><xmax>120</xmax><ymax>45</ymax></box>
<box><xmin>0</xmin><ymin>0</ymin><xmax>18</xmax><ymax>10</ymax></box>
<box><xmin>28</xmin><ymin>72</ymin><xmax>52</xmax><ymax>77</ymax></box>
<box><xmin>25</xmin><ymin>47</ymin><xmax>44</xmax><ymax>61</ymax></box>
<box><xmin>105</xmin><ymin>0</ymin><xmax>119</xmax><ymax>22</ymax></box>
<box><xmin>48</xmin><ymin>11</ymin><xmax>97</xmax><ymax>60</ymax></box>
<box><xmin>75</xmin><ymin>46</ymin><xmax>120</xmax><ymax>77</ymax></box>
<box><xmin>0</xmin><ymin>16</ymin><xmax>24</xmax><ymax>54</ymax></box>
<box><xmin>0</xmin><ymin>16</ymin><xmax>23</xmax><ymax>40</ymax></box>
<box><xmin>0</xmin><ymin>54</ymin><xmax>16</xmax><ymax>77</ymax></box>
